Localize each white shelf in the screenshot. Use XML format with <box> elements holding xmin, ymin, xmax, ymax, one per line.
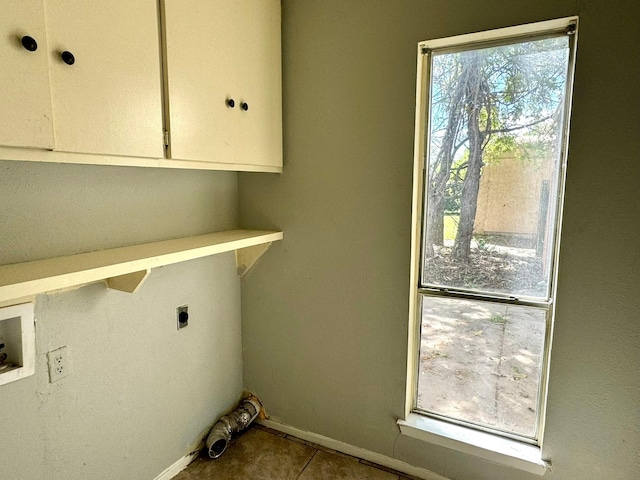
<box><xmin>0</xmin><ymin>229</ymin><xmax>282</xmax><ymax>304</ymax></box>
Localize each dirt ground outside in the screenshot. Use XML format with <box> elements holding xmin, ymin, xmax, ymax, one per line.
<box><xmin>416</xmin><ymin>289</ymin><xmax>546</xmax><ymax>438</ymax></box>
<box><xmin>417</xmin><ymin>247</ymin><xmax>546</xmax><ymax>437</ymax></box>
<box><xmin>424</xmin><ymin>241</ymin><xmax>548</xmax><ymax>299</ymax></box>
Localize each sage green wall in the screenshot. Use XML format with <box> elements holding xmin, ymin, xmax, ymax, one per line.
<box><xmin>239</xmin><ymin>1</ymin><xmax>640</xmax><ymax>479</ymax></box>
<box><xmin>0</xmin><ymin>162</ymin><xmax>242</xmax><ymax>479</ymax></box>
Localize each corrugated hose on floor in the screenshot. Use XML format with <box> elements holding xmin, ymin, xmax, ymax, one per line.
<box><xmin>205</xmin><ymin>397</ymin><xmax>262</xmax><ymax>459</ymax></box>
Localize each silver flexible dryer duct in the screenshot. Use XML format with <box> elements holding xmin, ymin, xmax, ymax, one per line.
<box><xmin>206</xmin><ymin>397</ymin><xmax>261</xmax><ymax>459</ymax></box>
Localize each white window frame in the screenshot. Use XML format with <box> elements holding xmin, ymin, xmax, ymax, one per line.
<box><xmin>398</xmin><ymin>17</ymin><xmax>578</xmax><ymax>475</ymax></box>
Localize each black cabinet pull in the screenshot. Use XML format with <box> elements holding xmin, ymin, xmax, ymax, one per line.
<box><xmin>241</xmin><ymin>102</ymin><xmax>249</xmax><ymax>111</ymax></box>
<box><xmin>21</xmin><ymin>36</ymin><xmax>38</xmax><ymax>52</ymax></box>
<box><xmin>227</xmin><ymin>98</ymin><xmax>235</xmax><ymax>108</ymax></box>
<box><xmin>61</xmin><ymin>51</ymin><xmax>75</xmax><ymax>65</ymax></box>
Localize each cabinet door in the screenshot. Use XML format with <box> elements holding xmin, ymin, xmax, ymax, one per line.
<box><xmin>45</xmin><ymin>0</ymin><xmax>164</xmax><ymax>158</ymax></box>
<box><xmin>0</xmin><ymin>0</ymin><xmax>54</xmax><ymax>150</ymax></box>
<box><xmin>163</xmin><ymin>0</ymin><xmax>282</xmax><ymax>169</ymax></box>
<box><xmin>235</xmin><ymin>0</ymin><xmax>282</xmax><ymax>169</ymax></box>
<box><xmin>163</xmin><ymin>0</ymin><xmax>239</xmax><ymax>164</ymax></box>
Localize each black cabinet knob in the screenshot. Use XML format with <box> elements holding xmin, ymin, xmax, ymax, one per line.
<box><xmin>227</xmin><ymin>98</ymin><xmax>235</xmax><ymax>108</ymax></box>
<box><xmin>21</xmin><ymin>36</ymin><xmax>38</xmax><ymax>52</ymax></box>
<box><xmin>241</xmin><ymin>102</ymin><xmax>249</xmax><ymax>111</ymax></box>
<box><xmin>61</xmin><ymin>51</ymin><xmax>75</xmax><ymax>65</ymax></box>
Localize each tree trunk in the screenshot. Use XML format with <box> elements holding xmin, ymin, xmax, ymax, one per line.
<box><xmin>425</xmin><ymin>193</ymin><xmax>444</xmax><ymax>256</ymax></box>
<box><xmin>452</xmin><ymin>125</ymin><xmax>483</xmax><ymax>259</ymax></box>
<box><xmin>453</xmin><ymin>56</ymin><xmax>485</xmax><ymax>260</ymax></box>
<box><xmin>424</xmin><ymin>63</ymin><xmax>468</xmax><ymax>256</ymax></box>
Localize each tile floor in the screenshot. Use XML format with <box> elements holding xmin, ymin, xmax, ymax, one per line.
<box><xmin>173</xmin><ymin>424</ymin><xmax>419</xmax><ymax>480</ymax></box>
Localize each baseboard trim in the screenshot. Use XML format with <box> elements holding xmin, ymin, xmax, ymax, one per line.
<box><xmin>154</xmin><ymin>450</ymin><xmax>199</xmax><ymax>480</ymax></box>
<box><xmin>257</xmin><ymin>419</ymin><xmax>450</xmax><ymax>480</ymax></box>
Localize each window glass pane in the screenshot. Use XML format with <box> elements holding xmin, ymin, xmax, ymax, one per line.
<box><xmin>416</xmin><ymin>295</ymin><xmax>546</xmax><ymax>438</ymax></box>
<box><xmin>422</xmin><ymin>36</ymin><xmax>570</xmax><ymax>299</ymax></box>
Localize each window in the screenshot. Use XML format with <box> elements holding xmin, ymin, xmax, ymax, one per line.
<box><xmin>405</xmin><ymin>18</ymin><xmax>577</xmax><ymax>451</ymax></box>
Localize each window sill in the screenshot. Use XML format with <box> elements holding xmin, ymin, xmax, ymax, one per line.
<box><xmin>397</xmin><ymin>413</ymin><xmax>549</xmax><ymax>476</ymax></box>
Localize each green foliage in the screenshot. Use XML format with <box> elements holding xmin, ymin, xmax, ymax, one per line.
<box><xmin>483</xmin><ymin>134</ymin><xmax>517</xmax><ymax>164</ymax></box>
<box><xmin>475</xmin><ymin>236</ymin><xmax>495</xmax><ymax>253</ymax></box>
<box><xmin>444</xmin><ymin>154</ymin><xmax>468</xmax><ymax>212</ymax></box>
<box><xmin>489</xmin><ymin>314</ymin><xmax>508</xmax><ymax>325</ymax></box>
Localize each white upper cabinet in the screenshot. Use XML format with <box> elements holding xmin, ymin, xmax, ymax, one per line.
<box><xmin>163</xmin><ymin>0</ymin><xmax>283</xmax><ymax>169</ymax></box>
<box><xmin>235</xmin><ymin>0</ymin><xmax>283</xmax><ymax>170</ymax></box>
<box><xmin>0</xmin><ymin>0</ymin><xmax>54</xmax><ymax>150</ymax></box>
<box><xmin>0</xmin><ymin>0</ymin><xmax>282</xmax><ymax>171</ymax></box>
<box><xmin>0</xmin><ymin>0</ymin><xmax>163</xmax><ymax>158</ymax></box>
<box><xmin>44</xmin><ymin>0</ymin><xmax>164</xmax><ymax>158</ymax></box>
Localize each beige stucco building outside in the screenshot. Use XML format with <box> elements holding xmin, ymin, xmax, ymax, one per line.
<box><xmin>475</xmin><ymin>153</ymin><xmax>555</xmax><ymax>243</ymax></box>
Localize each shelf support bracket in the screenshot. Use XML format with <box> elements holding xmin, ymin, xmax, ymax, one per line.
<box><xmin>106</xmin><ymin>269</ymin><xmax>151</xmax><ymax>294</ymax></box>
<box><xmin>235</xmin><ymin>243</ymin><xmax>272</xmax><ymax>277</ymax></box>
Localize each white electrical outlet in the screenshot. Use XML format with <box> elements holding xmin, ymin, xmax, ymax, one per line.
<box><xmin>48</xmin><ymin>346</ymin><xmax>70</xmax><ymax>383</ymax></box>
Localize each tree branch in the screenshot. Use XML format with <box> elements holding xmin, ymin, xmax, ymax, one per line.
<box><xmin>485</xmin><ymin>114</ymin><xmax>553</xmax><ymax>136</ymax></box>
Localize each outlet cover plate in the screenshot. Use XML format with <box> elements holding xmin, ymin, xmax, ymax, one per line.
<box><xmin>48</xmin><ymin>346</ymin><xmax>70</xmax><ymax>382</ymax></box>
<box><xmin>177</xmin><ymin>305</ymin><xmax>189</xmax><ymax>330</ymax></box>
